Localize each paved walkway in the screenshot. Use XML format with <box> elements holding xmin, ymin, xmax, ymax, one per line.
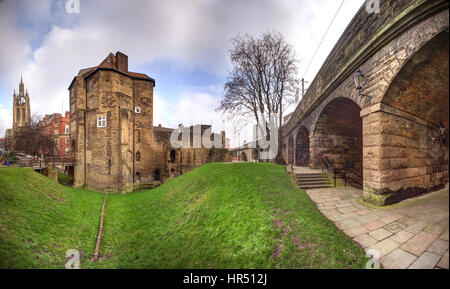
<box><xmin>306</xmin><ymin>185</ymin><xmax>449</xmax><ymax>269</ymax></box>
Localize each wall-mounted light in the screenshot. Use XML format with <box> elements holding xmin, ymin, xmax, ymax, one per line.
<box><xmin>354</xmin><ymin>68</ymin><xmax>372</xmax><ymax>105</ymax></box>
<box><xmin>438</xmin><ymin>121</ymin><xmax>448</xmax><ymax>146</ymax></box>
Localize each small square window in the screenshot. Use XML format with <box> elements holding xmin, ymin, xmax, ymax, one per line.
<box><xmin>135</xmin><ymin>107</ymin><xmax>141</xmax><ymax>114</ymax></box>
<box><xmin>97</xmin><ymin>116</ymin><xmax>107</xmax><ymax>128</ymax></box>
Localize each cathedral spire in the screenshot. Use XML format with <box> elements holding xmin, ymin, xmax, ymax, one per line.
<box><xmin>19</xmin><ymin>75</ymin><xmax>24</xmax><ymax>96</ymax></box>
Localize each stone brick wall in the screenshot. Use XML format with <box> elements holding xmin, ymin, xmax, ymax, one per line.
<box><xmin>281</xmin><ymin>2</ymin><xmax>448</xmax><ymax>205</ymax></box>
<box><xmin>362</xmin><ymin>104</ymin><xmax>448</xmax><ymax>205</ymax></box>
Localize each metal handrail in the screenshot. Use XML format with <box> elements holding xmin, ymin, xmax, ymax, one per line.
<box><xmin>321</xmin><ymin>156</ymin><xmax>363</xmax><ymax>188</ymax></box>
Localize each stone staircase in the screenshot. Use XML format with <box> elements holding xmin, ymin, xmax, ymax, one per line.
<box><xmin>294</xmin><ymin>173</ymin><xmax>333</xmax><ymax>190</ymax></box>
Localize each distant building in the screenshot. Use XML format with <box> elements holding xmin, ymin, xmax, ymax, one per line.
<box><xmin>13</xmin><ymin>77</ymin><xmax>31</xmax><ymax>134</ymax></box>
<box><xmin>0</xmin><ymin>138</ymin><xmax>5</xmax><ymax>154</ymax></box>
<box><xmin>5</xmin><ymin>129</ymin><xmax>13</xmax><ymax>152</ymax></box>
<box><xmin>5</xmin><ymin>77</ymin><xmax>32</xmax><ymax>150</ymax></box>
<box><xmin>69</xmin><ymin>51</ymin><xmax>229</xmax><ymax>193</ymax></box>
<box><xmin>39</xmin><ymin>112</ymin><xmax>71</xmax><ymax>157</ymax></box>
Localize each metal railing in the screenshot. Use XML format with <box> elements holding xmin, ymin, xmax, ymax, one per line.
<box><xmin>321</xmin><ymin>156</ymin><xmax>363</xmax><ymax>189</ymax></box>
<box><xmin>6</xmin><ymin>157</ymin><xmax>75</xmax><ymax>169</ymax></box>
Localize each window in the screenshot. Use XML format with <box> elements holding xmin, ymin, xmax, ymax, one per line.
<box><xmin>65</xmin><ymin>138</ymin><xmax>69</xmax><ymax>144</ymax></box>
<box><xmin>136</xmin><ymin>151</ymin><xmax>141</xmax><ymax>162</ymax></box>
<box><xmin>170</xmin><ymin>150</ymin><xmax>177</xmax><ymax>163</ymax></box>
<box><xmin>54</xmin><ymin>121</ymin><xmax>59</xmax><ymax>128</ymax></box>
<box><xmin>65</xmin><ymin>148</ymin><xmax>69</xmax><ymax>155</ymax></box>
<box><xmin>135</xmin><ymin>106</ymin><xmax>141</xmax><ymax>114</ymax></box>
<box><xmin>97</xmin><ymin>116</ymin><xmax>106</xmax><ymax>127</ymax></box>
<box><xmin>136</xmin><ymin>129</ymin><xmax>141</xmax><ymax>143</ymax></box>
<box><xmin>64</xmin><ymin>125</ymin><xmax>69</xmax><ymax>134</ymax></box>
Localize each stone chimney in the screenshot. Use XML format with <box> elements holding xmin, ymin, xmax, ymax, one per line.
<box><xmin>116</xmin><ymin>51</ymin><xmax>128</xmax><ymax>72</ymax></box>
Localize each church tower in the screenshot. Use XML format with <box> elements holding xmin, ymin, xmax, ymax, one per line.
<box><xmin>12</xmin><ymin>76</ymin><xmax>31</xmax><ymax>133</ymax></box>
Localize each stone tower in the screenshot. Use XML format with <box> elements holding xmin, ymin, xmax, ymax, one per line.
<box><xmin>69</xmin><ymin>51</ymin><xmax>156</xmax><ymax>193</ymax></box>
<box><xmin>13</xmin><ymin>76</ymin><xmax>31</xmax><ymax>133</ymax></box>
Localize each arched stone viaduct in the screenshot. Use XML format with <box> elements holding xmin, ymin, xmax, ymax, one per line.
<box><xmin>282</xmin><ymin>0</ymin><xmax>449</xmax><ymax>205</ymax></box>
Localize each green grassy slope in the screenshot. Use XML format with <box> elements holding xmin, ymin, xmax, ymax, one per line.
<box><xmin>0</xmin><ymin>168</ymin><xmax>104</xmax><ymax>269</ymax></box>
<box><xmin>93</xmin><ymin>163</ymin><xmax>368</xmax><ymax>269</ymax></box>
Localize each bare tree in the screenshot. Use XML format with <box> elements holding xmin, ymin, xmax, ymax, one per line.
<box><xmin>13</xmin><ymin>114</ymin><xmax>56</xmax><ymax>157</ymax></box>
<box><xmin>218</xmin><ymin>31</ymin><xmax>299</xmax><ymax>164</ymax></box>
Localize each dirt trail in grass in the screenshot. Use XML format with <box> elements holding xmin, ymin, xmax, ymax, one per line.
<box><xmin>92</xmin><ymin>193</ymin><xmax>108</xmax><ymax>261</ymax></box>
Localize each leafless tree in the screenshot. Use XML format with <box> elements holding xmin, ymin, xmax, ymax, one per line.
<box><xmin>218</xmin><ymin>31</ymin><xmax>299</xmax><ymax>164</ymax></box>
<box><xmin>13</xmin><ymin>114</ymin><xmax>56</xmax><ymax>157</ymax></box>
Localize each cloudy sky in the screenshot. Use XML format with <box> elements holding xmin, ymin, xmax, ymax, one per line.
<box><xmin>0</xmin><ymin>0</ymin><xmax>365</xmax><ymax>146</ymax></box>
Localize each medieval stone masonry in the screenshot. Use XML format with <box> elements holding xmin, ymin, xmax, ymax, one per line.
<box><xmin>69</xmin><ymin>51</ymin><xmax>229</xmax><ymax>193</ymax></box>
<box><xmin>282</xmin><ymin>0</ymin><xmax>449</xmax><ymax>206</ymax></box>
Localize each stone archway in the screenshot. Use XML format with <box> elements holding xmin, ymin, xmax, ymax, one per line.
<box><xmin>295</xmin><ymin>126</ymin><xmax>310</xmax><ymax>166</ymax></box>
<box><xmin>288</xmin><ymin>136</ymin><xmax>295</xmax><ymax>165</ymax></box>
<box><xmin>362</xmin><ymin>30</ymin><xmax>449</xmax><ymax>204</ymax></box>
<box><xmin>312</xmin><ymin>97</ymin><xmax>362</xmax><ymax>173</ymax></box>
<box><xmin>240</xmin><ymin>152</ymin><xmax>248</xmax><ymax>162</ymax></box>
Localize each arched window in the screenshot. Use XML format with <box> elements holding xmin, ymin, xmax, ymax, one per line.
<box><xmin>136</xmin><ymin>151</ymin><xmax>141</xmax><ymax>162</ymax></box>
<box><xmin>22</xmin><ymin>108</ymin><xmax>25</xmax><ymax>122</ymax></box>
<box><xmin>65</xmin><ymin>124</ymin><xmax>69</xmax><ymax>134</ymax></box>
<box><xmin>136</xmin><ymin>172</ymin><xmax>141</xmax><ymax>183</ymax></box>
<box><xmin>16</xmin><ymin>108</ymin><xmax>20</xmax><ymax>122</ymax></box>
<box><xmin>154</xmin><ymin>169</ymin><xmax>160</xmax><ymax>181</ymax></box>
<box><xmin>170</xmin><ymin>149</ymin><xmax>176</xmax><ymax>163</ymax></box>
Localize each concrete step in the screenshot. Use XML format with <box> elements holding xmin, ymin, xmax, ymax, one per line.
<box><xmin>297</xmin><ymin>180</ymin><xmax>331</xmax><ymax>186</ymax></box>
<box><xmin>298</xmin><ymin>184</ymin><xmax>333</xmax><ymax>190</ymax></box>
<box><xmin>294</xmin><ymin>172</ymin><xmax>332</xmax><ymax>190</ymax></box>
<box><xmin>295</xmin><ymin>178</ymin><xmax>328</xmax><ymax>182</ymax></box>
<box><xmin>294</xmin><ymin>173</ymin><xmax>325</xmax><ymax>177</ymax></box>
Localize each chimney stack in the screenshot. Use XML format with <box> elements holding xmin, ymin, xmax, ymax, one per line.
<box><xmin>115</xmin><ymin>51</ymin><xmax>128</xmax><ymax>72</ymax></box>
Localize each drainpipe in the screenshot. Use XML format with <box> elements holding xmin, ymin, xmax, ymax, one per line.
<box><xmin>84</xmin><ymin>78</ymin><xmax>88</xmax><ymax>187</ymax></box>
<box><xmin>132</xmin><ymin>79</ymin><xmax>135</xmax><ymax>186</ymax></box>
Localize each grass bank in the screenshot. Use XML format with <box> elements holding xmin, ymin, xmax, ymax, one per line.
<box><xmin>0</xmin><ymin>168</ymin><xmax>104</xmax><ymax>268</ymax></box>
<box><xmin>93</xmin><ymin>162</ymin><xmax>368</xmax><ymax>269</ymax></box>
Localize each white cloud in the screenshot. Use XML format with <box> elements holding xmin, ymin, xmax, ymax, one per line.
<box><xmin>0</xmin><ymin>104</ymin><xmax>13</xmax><ymax>137</ymax></box>
<box><xmin>0</xmin><ymin>0</ymin><xmax>365</xmax><ymax>145</ymax></box>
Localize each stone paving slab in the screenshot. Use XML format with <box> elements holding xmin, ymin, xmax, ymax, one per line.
<box><xmin>381</xmin><ymin>249</ymin><xmax>417</xmax><ymax>269</ymax></box>
<box><xmin>390</xmin><ymin>230</ymin><xmax>414</xmax><ymax>244</ymax></box>
<box><xmin>344</xmin><ymin>225</ymin><xmax>369</xmax><ymax>238</ymax></box>
<box><xmin>369</xmin><ymin>228</ymin><xmax>394</xmax><ymax>241</ymax></box>
<box><xmin>367</xmin><ymin>238</ymin><xmax>400</xmax><ymax>258</ymax></box>
<box><xmin>405</xmin><ymin>221</ymin><xmax>429</xmax><ymax>234</ymax></box>
<box><xmin>409</xmin><ymin>252</ymin><xmax>441</xmax><ymax>269</ymax></box>
<box><xmin>437</xmin><ymin>250</ymin><xmax>449</xmax><ymax>269</ymax></box>
<box><xmin>426</xmin><ymin>239</ymin><xmax>449</xmax><ymax>256</ymax></box>
<box><xmin>401</xmin><ymin>231</ymin><xmax>438</xmax><ymax>256</ymax></box>
<box><xmin>304</xmin><ymin>185</ymin><xmax>449</xmax><ymax>269</ymax></box>
<box><xmin>364</xmin><ymin>220</ymin><xmax>385</xmax><ymax>231</ymax></box>
<box><xmin>384</xmin><ymin>222</ymin><xmax>407</xmax><ymax>234</ymax></box>
<box><xmin>353</xmin><ymin>234</ymin><xmax>378</xmax><ymax>248</ymax></box>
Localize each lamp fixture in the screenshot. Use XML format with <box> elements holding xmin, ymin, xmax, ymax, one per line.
<box><xmin>354</xmin><ymin>68</ymin><xmax>372</xmax><ymax>105</ymax></box>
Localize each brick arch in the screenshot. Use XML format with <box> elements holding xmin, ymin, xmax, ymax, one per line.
<box><xmin>311</xmin><ymin>97</ymin><xmax>362</xmax><ymax>170</ymax></box>
<box><xmin>295</xmin><ymin>126</ymin><xmax>310</xmax><ymax>166</ymax></box>
<box><xmin>362</xmin><ymin>29</ymin><xmax>449</xmax><ymax>203</ymax></box>
<box><xmin>381</xmin><ymin>30</ymin><xmax>449</xmax><ymax>128</ymax></box>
